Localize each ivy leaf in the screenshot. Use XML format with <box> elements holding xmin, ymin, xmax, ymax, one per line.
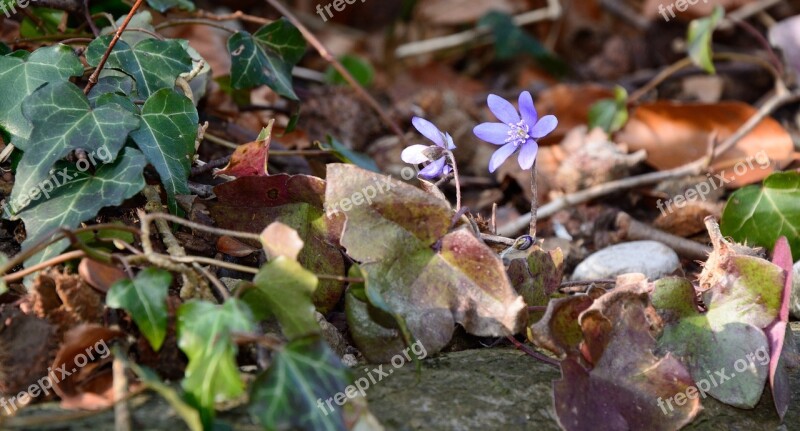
<box><xmin>721</xmin><ymin>171</ymin><xmax>800</xmax><ymax>259</ymax></box>
<box><xmin>107</xmin><ymin>268</ymin><xmax>172</xmax><ymax>351</ymax></box>
<box><xmin>0</xmin><ymin>44</ymin><xmax>82</xmax><ymax>141</ymax></box>
<box><xmin>228</xmin><ymin>19</ymin><xmax>305</xmax><ymax>99</ymax></box>
<box><xmin>86</xmin><ymin>35</ymin><xmax>193</xmax><ymax>99</ymax></box>
<box><xmin>9</xmin><ymin>81</ymin><xmax>139</xmax><ymax>214</ymax></box>
<box><xmin>129</xmin><ymin>88</ymin><xmax>198</xmax><ymax>214</ymax></box>
<box><xmin>588</xmin><ymin>85</ymin><xmax>629</xmax><ymax>133</ymax></box>
<box><xmin>250</xmin><ymin>336</ymin><xmax>350</xmax><ymax>431</ymax></box>
<box><xmin>687</xmin><ymin>5</ymin><xmax>724</xmax><ymax>74</ymax></box>
<box><xmin>246</xmin><ymin>256</ymin><xmax>319</xmax><ymax>339</ymax></box>
<box><xmin>146</xmin><ymin>0</ymin><xmax>195</xmax><ymax>12</ymax></box>
<box><xmin>178</xmin><ymin>299</ymin><xmax>255</xmax><ymax>426</ymax></box>
<box><xmin>17</xmin><ymin>148</ymin><xmax>147</xmax><ymax>267</ymax></box>
<box><xmin>87</xmin><ymin>75</ymin><xmax>137</xmax><ymax>106</ymax></box>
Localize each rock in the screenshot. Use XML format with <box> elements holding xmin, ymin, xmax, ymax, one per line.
<box><xmin>792</xmin><ymin>260</ymin><xmax>800</xmax><ymax>320</ymax></box>
<box><xmin>571</xmin><ymin>240</ymin><xmax>680</xmax><ymax>281</ymax></box>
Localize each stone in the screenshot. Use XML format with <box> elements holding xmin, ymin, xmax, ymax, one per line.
<box><xmin>571</xmin><ymin>240</ymin><xmax>680</xmax><ymax>281</ymax></box>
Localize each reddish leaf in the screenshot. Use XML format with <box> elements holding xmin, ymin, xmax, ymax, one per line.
<box><xmin>214</xmin><ymin>127</ymin><xmax>271</xmax><ymax>178</ymax></box>
<box><xmin>765</xmin><ymin>237</ymin><xmax>794</xmax><ymax>419</ymax></box>
<box><xmin>78</xmin><ymin>258</ymin><xmax>126</xmax><ymax>293</ymax></box>
<box><xmin>216</xmin><ymin>236</ymin><xmax>258</xmax><ymax>257</ymax></box>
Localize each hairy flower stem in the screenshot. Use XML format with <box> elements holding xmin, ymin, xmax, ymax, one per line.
<box><xmin>529</xmin><ymin>161</ymin><xmax>537</xmax><ymax>239</ymax></box>
<box><xmin>447</xmin><ymin>150</ymin><xmax>462</xmax><ymax>212</ymax></box>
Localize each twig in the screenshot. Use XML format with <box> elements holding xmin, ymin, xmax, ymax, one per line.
<box><xmin>394</xmin><ymin>0</ymin><xmax>562</xmax><ymax>58</ymax></box>
<box><xmin>1</xmin><ymin>250</ymin><xmax>85</xmax><ymax>283</ymax></box>
<box><xmin>153</xmin><ymin>19</ymin><xmax>236</xmax><ymax>33</ymax></box>
<box><xmin>84</xmin><ymin>0</ymin><xmax>145</xmax><ymax>95</ymax></box>
<box><xmin>112</xmin><ymin>346</ymin><xmax>131</xmax><ymax>431</ymax></box>
<box><xmin>506</xmin><ymin>335</ymin><xmax>559</xmax><ymax>368</ymax></box>
<box><xmin>497</xmin><ymin>88</ymin><xmax>800</xmax><ymax>237</ymax></box>
<box><xmin>264</xmin><ymin>0</ymin><xmax>405</xmax><ymax>141</ymax></box>
<box><xmin>139</xmin><ymin>212</ymin><xmax>262</xmax><ymax>243</ymax></box>
<box><xmin>480</xmin><ymin>233</ymin><xmax>516</xmax><ymax>247</ymax></box>
<box><xmin>615</xmin><ymin>212</ymin><xmax>711</xmax><ymax>260</ymax></box>
<box><xmin>193</xmin><ymin>9</ymin><xmax>272</xmax><ymax>26</ymax></box>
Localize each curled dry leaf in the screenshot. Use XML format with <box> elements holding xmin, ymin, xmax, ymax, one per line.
<box><xmin>216</xmin><ymin>236</ymin><xmax>258</xmax><ymax>258</ymax></box>
<box><xmin>51</xmin><ymin>324</ymin><xmax>124</xmax><ymax>410</ymax></box>
<box><xmin>617</xmin><ymin>101</ymin><xmax>794</xmax><ymax>187</ymax></box>
<box><xmin>78</xmin><ymin>258</ymin><xmax>126</xmax><ymax>293</ymax></box>
<box><xmin>214</xmin><ymin>122</ymin><xmax>272</xmax><ymax>178</ymax></box>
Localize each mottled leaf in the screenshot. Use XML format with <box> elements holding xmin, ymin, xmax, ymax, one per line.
<box><xmin>178</xmin><ymin>299</ymin><xmax>255</xmax><ymax>426</ymax></box>
<box><xmin>215</xmin><ymin>123</ymin><xmax>271</xmax><ymax>178</ymax></box>
<box><xmin>107</xmin><ymin>268</ymin><xmax>172</xmax><ymax>351</ymax></box>
<box><xmin>0</xmin><ymin>44</ymin><xmax>82</xmax><ymax>141</ymax></box>
<box><xmin>326</xmin><ymin>164</ymin><xmax>526</xmax><ymax>360</ymax></box>
<box><xmin>250</xmin><ymin>336</ymin><xmax>350</xmax><ymax>431</ymax></box>
<box><xmin>17</xmin><ymin>148</ymin><xmax>146</xmax><ymax>267</ymax></box>
<box><xmin>129</xmin><ymin>88</ymin><xmax>198</xmax><ymax>214</ymax></box>
<box><xmin>528</xmin><ymin>294</ymin><xmax>594</xmax><ymax>358</ymax></box>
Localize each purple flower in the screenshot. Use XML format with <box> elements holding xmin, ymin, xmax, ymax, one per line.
<box><xmin>402</xmin><ymin>117</ymin><xmax>456</xmax><ymax>179</ymax></box>
<box><xmin>473</xmin><ymin>91</ymin><xmax>558</xmax><ymax>173</ymax></box>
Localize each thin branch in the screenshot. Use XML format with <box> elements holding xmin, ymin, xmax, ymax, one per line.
<box><xmin>1</xmin><ymin>250</ymin><xmax>85</xmax><ymax>283</ymax></box>
<box><xmin>84</xmin><ymin>0</ymin><xmax>145</xmax><ymax>95</ymax></box>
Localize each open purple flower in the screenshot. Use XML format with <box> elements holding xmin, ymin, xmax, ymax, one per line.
<box><xmin>473</xmin><ymin>91</ymin><xmax>558</xmax><ymax>173</ymax></box>
<box><xmin>402</xmin><ymin>117</ymin><xmax>456</xmax><ymax>179</ymax></box>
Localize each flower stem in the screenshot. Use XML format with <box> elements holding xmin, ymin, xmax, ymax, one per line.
<box><xmin>447</xmin><ymin>150</ymin><xmax>462</xmax><ymax>212</ymax></box>
<box><xmin>529</xmin><ymin>161</ymin><xmax>537</xmax><ymax>239</ymax></box>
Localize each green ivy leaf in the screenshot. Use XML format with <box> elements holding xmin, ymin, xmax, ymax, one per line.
<box><xmin>479</xmin><ymin>11</ymin><xmax>567</xmax><ymax>77</ymax></box>
<box><xmin>588</xmin><ymin>85</ymin><xmax>629</xmax><ymax>133</ymax></box>
<box><xmin>687</xmin><ymin>5</ymin><xmax>724</xmax><ymax>74</ymax></box>
<box><xmin>228</xmin><ymin>19</ymin><xmax>305</xmax><ymax>99</ymax></box>
<box><xmin>246</xmin><ymin>256</ymin><xmax>319</xmax><ymax>339</ymax></box>
<box><xmin>87</xmin><ymin>75</ymin><xmax>137</xmax><ymax>105</ymax></box>
<box><xmin>86</xmin><ymin>35</ymin><xmax>193</xmax><ymax>99</ymax></box>
<box><xmin>9</xmin><ymin>81</ymin><xmax>140</xmax><ymax>216</ymax></box>
<box><xmin>107</xmin><ymin>268</ymin><xmax>172</xmax><ymax>351</ymax></box>
<box><xmin>324</xmin><ymin>55</ymin><xmax>373</xmax><ymax>87</ymax></box>
<box><xmin>0</xmin><ymin>44</ymin><xmax>82</xmax><ymax>140</ymax></box>
<box><xmin>130</xmin><ymin>89</ymin><xmax>198</xmax><ymax>214</ymax></box>
<box><xmin>721</xmin><ymin>172</ymin><xmax>800</xmax><ymax>259</ymax></box>
<box><xmin>250</xmin><ymin>336</ymin><xmax>350</xmax><ymax>431</ymax></box>
<box><xmin>146</xmin><ymin>0</ymin><xmax>195</xmax><ymax>13</ymax></box>
<box><xmin>178</xmin><ymin>299</ymin><xmax>255</xmax><ymax>426</ymax></box>
<box><xmin>17</xmin><ymin>148</ymin><xmax>147</xmax><ymax>267</ymax></box>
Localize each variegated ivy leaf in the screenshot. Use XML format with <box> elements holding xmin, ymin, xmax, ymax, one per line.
<box><xmin>228</xmin><ymin>18</ymin><xmax>306</xmax><ymax>99</ymax></box>
<box><xmin>85</xmin><ymin>35</ymin><xmax>192</xmax><ymax>99</ymax></box>
<box><xmin>250</xmin><ymin>336</ymin><xmax>351</xmax><ymax>431</ymax></box>
<box><xmin>130</xmin><ymin>88</ymin><xmax>199</xmax><ymax>214</ymax></box>
<box><xmin>87</xmin><ymin>75</ymin><xmax>137</xmax><ymax>106</ymax></box>
<box><xmin>178</xmin><ymin>299</ymin><xmax>255</xmax><ymax>426</ymax></box>
<box><xmin>9</xmin><ymin>81</ymin><xmax>139</xmax><ymax>216</ymax></box>
<box><xmin>0</xmin><ymin>44</ymin><xmax>82</xmax><ymax>141</ymax></box>
<box><xmin>17</xmin><ymin>148</ymin><xmax>147</xmax><ymax>267</ymax></box>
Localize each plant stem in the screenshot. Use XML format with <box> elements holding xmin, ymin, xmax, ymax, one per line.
<box><xmin>447</xmin><ymin>150</ymin><xmax>462</xmax><ymax>212</ymax></box>
<box><xmin>84</xmin><ymin>0</ymin><xmax>145</xmax><ymax>95</ymax></box>
<box><xmin>529</xmin><ymin>161</ymin><xmax>537</xmax><ymax>239</ymax></box>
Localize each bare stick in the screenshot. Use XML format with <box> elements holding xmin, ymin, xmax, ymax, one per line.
<box><xmin>264</xmin><ymin>0</ymin><xmax>405</xmax><ymax>141</ymax></box>
<box><xmin>616</xmin><ymin>212</ymin><xmax>711</xmax><ymax>260</ymax></box>
<box><xmin>1</xmin><ymin>250</ymin><xmax>85</xmax><ymax>283</ymax></box>
<box><xmin>84</xmin><ymin>0</ymin><xmax>145</xmax><ymax>95</ymax></box>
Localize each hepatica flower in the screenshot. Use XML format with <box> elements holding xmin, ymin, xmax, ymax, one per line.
<box><xmin>402</xmin><ymin>117</ymin><xmax>456</xmax><ymax>179</ymax></box>
<box><xmin>473</xmin><ymin>91</ymin><xmax>558</xmax><ymax>173</ymax></box>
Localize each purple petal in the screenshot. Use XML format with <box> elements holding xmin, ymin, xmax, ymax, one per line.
<box><xmin>442</xmin><ymin>164</ymin><xmax>452</xmax><ymax>176</ymax></box>
<box><xmin>530</xmin><ymin>115</ymin><xmax>558</xmax><ymax>138</ymax></box>
<box><xmin>401</xmin><ymin>144</ymin><xmax>431</xmax><ymax>164</ymax></box>
<box><xmin>418</xmin><ymin>157</ymin><xmax>446</xmax><ymax>179</ymax></box>
<box><xmin>487</xmin><ymin>94</ymin><xmax>520</xmax><ymax>124</ymax></box>
<box><xmin>412</xmin><ymin>117</ymin><xmax>445</xmax><ymax>147</ymax></box>
<box><xmin>473</xmin><ymin>122</ymin><xmax>510</xmax><ymax>145</ymax></box>
<box><xmin>518</xmin><ymin>91</ymin><xmax>538</xmax><ymax>127</ymax></box>
<box><xmin>488</xmin><ymin>143</ymin><xmax>518</xmax><ymax>173</ymax></box>
<box><xmin>444</xmin><ymin>132</ymin><xmax>456</xmax><ymax>150</ymax></box>
<box><xmin>518</xmin><ymin>139</ymin><xmax>539</xmax><ymax>170</ymax></box>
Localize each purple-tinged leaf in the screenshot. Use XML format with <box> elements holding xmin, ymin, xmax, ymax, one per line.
<box><xmin>765</xmin><ymin>237</ymin><xmax>793</xmax><ymax>419</ymax></box>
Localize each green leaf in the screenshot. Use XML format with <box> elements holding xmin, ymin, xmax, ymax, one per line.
<box><xmin>8</xmin><ymin>81</ymin><xmax>140</xmax><ymax>215</ymax></box>
<box><xmin>17</xmin><ymin>148</ymin><xmax>147</xmax><ymax>267</ymax></box>
<box><xmin>86</xmin><ymin>35</ymin><xmax>193</xmax><ymax>99</ymax></box>
<box><xmin>178</xmin><ymin>299</ymin><xmax>255</xmax><ymax>426</ymax></box>
<box><xmin>246</xmin><ymin>256</ymin><xmax>319</xmax><ymax>339</ymax></box>
<box><xmin>319</xmin><ymin>136</ymin><xmax>380</xmax><ymax>173</ymax></box>
<box><xmin>146</xmin><ymin>0</ymin><xmax>194</xmax><ymax>12</ymax></box>
<box><xmin>0</xmin><ymin>44</ymin><xmax>82</xmax><ymax>140</ymax></box>
<box><xmin>721</xmin><ymin>172</ymin><xmax>800</xmax><ymax>259</ymax></box>
<box><xmin>87</xmin><ymin>75</ymin><xmax>137</xmax><ymax>105</ymax></box>
<box><xmin>228</xmin><ymin>19</ymin><xmax>305</xmax><ymax>99</ymax></box>
<box><xmin>324</xmin><ymin>55</ymin><xmax>374</xmax><ymax>87</ymax></box>
<box><xmin>250</xmin><ymin>336</ymin><xmax>350</xmax><ymax>431</ymax></box>
<box><xmin>479</xmin><ymin>11</ymin><xmax>567</xmax><ymax>77</ymax></box>
<box><xmin>128</xmin><ymin>362</ymin><xmax>203</xmax><ymax>431</ymax></box>
<box><xmin>130</xmin><ymin>89</ymin><xmax>199</xmax><ymax>214</ymax></box>
<box><xmin>687</xmin><ymin>5</ymin><xmax>724</xmax><ymax>74</ymax></box>
<box><xmin>107</xmin><ymin>268</ymin><xmax>172</xmax><ymax>351</ymax></box>
<box><xmin>588</xmin><ymin>85</ymin><xmax>629</xmax><ymax>133</ymax></box>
